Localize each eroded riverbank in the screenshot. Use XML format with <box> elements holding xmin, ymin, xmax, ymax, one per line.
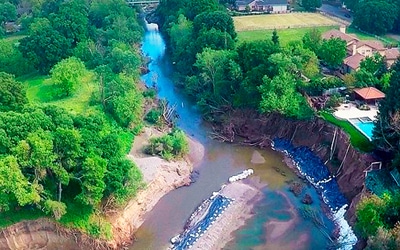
<box><xmin>107</xmin><ymin>127</ymin><xmax>204</xmax><ymax>248</ymax></box>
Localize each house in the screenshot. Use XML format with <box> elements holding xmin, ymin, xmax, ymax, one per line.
<box><xmin>385</xmin><ymin>48</ymin><xmax>400</xmax><ymax>68</ymax></box>
<box><xmin>236</xmin><ymin>0</ymin><xmax>288</xmax><ymax>13</ymax></box>
<box><xmin>343</xmin><ymin>53</ymin><xmax>365</xmax><ymax>73</ymax></box>
<box><xmin>322</xmin><ymin>26</ymin><xmax>398</xmax><ymax>73</ymax></box>
<box><xmin>354</xmin><ymin>87</ymin><xmax>385</xmax><ymax>105</ymax></box>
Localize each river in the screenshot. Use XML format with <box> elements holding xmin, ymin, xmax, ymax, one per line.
<box><xmin>129</xmin><ymin>24</ymin><xmax>336</xmax><ymax>250</ymax></box>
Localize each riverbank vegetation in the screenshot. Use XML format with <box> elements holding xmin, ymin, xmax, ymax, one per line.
<box><xmin>355</xmin><ymin>60</ymin><xmax>400</xmax><ymax>248</ymax></box>
<box><xmin>145</xmin><ymin>129</ymin><xmax>189</xmax><ymax>160</ymax></box>
<box><xmin>0</xmin><ymin>0</ymin><xmax>146</xmax><ymax>240</ymax></box>
<box><xmin>155</xmin><ymin>0</ymin><xmax>400</xmax><ymax>248</ymax></box>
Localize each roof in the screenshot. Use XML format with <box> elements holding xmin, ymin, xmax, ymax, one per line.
<box><xmin>354</xmin><ymin>87</ymin><xmax>385</xmax><ymax>100</ymax></box>
<box><xmin>385</xmin><ymin>48</ymin><xmax>400</xmax><ymax>60</ymax></box>
<box><xmin>236</xmin><ymin>0</ymin><xmax>287</xmax><ymax>5</ymax></box>
<box><xmin>356</xmin><ymin>40</ymin><xmax>385</xmax><ymax>51</ymax></box>
<box><xmin>322</xmin><ymin>30</ymin><xmax>357</xmax><ymax>43</ymax></box>
<box><xmin>344</xmin><ymin>53</ymin><xmax>365</xmax><ymax>70</ymax></box>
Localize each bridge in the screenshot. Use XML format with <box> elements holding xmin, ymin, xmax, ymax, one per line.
<box><xmin>127</xmin><ymin>0</ymin><xmax>159</xmax><ymax>5</ymax></box>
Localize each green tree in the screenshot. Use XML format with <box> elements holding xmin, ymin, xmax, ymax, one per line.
<box><xmin>301</xmin><ymin>0</ymin><xmax>321</xmax><ymax>11</ymax></box>
<box><xmin>194</xmin><ymin>27</ymin><xmax>235</xmax><ymax>52</ymax></box>
<box><xmin>43</xmin><ymin>199</ymin><xmax>67</xmax><ymax>220</ymax></box>
<box><xmin>258</xmin><ymin>71</ymin><xmax>311</xmax><ymax>118</ymax></box>
<box><xmin>356</xmin><ymin>194</ymin><xmax>386</xmax><ymax>237</ymax></box>
<box><xmin>302</xmin><ymin>28</ymin><xmax>322</xmax><ymax>54</ymax></box>
<box><xmin>168</xmin><ymin>14</ymin><xmax>194</xmax><ymax>75</ymax></box>
<box><xmin>319</xmin><ymin>38</ymin><xmax>347</xmax><ymax>69</ymax></box>
<box><xmin>360</xmin><ymin>53</ymin><xmax>387</xmax><ymax>77</ymax></box>
<box><xmin>0</xmin><ymin>72</ymin><xmax>27</xmax><ymax>112</ymax></box>
<box><xmin>343</xmin><ymin>0</ymin><xmax>359</xmax><ymax>10</ymax></box>
<box><xmin>108</xmin><ymin>43</ymin><xmax>141</xmax><ymax>74</ymax></box>
<box><xmin>50</xmin><ymin>56</ymin><xmax>86</xmax><ymax>98</ymax></box>
<box><xmin>77</xmin><ymin>153</ymin><xmax>107</xmax><ymax>206</ymax></box>
<box><xmin>271</xmin><ymin>29</ymin><xmax>279</xmax><ymax>46</ymax></box>
<box><xmin>0</xmin><ymin>156</ymin><xmax>41</xmax><ymax>211</ymax></box>
<box><xmin>50</xmin><ymin>0</ymin><xmax>89</xmax><ymax>46</ymax></box>
<box><xmin>0</xmin><ymin>40</ymin><xmax>34</xmax><ymax>76</ymax></box>
<box><xmin>0</xmin><ymin>2</ymin><xmax>17</xmax><ymax>24</ymax></box>
<box><xmin>194</xmin><ymin>48</ymin><xmax>235</xmax><ymax>97</ymax></box>
<box><xmin>28</xmin><ymin>17</ymin><xmax>51</xmax><ymax>34</ymax></box>
<box><xmin>184</xmin><ymin>0</ymin><xmax>220</xmax><ymax>20</ymax></box>
<box><xmin>193</xmin><ymin>11</ymin><xmax>236</xmax><ymax>39</ymax></box>
<box><xmin>373</xmin><ymin>60</ymin><xmax>400</xmax><ymax>156</ymax></box>
<box><xmin>353</xmin><ymin>0</ymin><xmax>398</xmax><ymax>35</ymax></box>
<box><xmin>104</xmin><ymin>158</ymin><xmax>142</xmax><ymax>202</ymax></box>
<box><xmin>353</xmin><ymin>69</ymin><xmax>380</xmax><ymax>88</ymax></box>
<box><xmin>19</xmin><ymin>26</ymin><xmax>72</xmax><ymax>73</ymax></box>
<box><xmin>111</xmin><ymin>89</ymin><xmax>143</xmax><ymax>128</ymax></box>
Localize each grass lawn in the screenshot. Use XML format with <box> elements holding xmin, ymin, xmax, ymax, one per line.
<box><xmin>3</xmin><ymin>34</ymin><xmax>26</xmax><ymax>45</ymax></box>
<box><xmin>319</xmin><ymin>111</ymin><xmax>374</xmax><ymax>152</ymax></box>
<box><xmin>237</xmin><ymin>26</ymin><xmax>338</xmax><ymax>45</ymax></box>
<box><xmin>347</xmin><ymin>26</ymin><xmax>399</xmax><ymax>45</ymax></box>
<box><xmin>21</xmin><ymin>71</ymin><xmax>99</xmax><ymax>114</ymax></box>
<box><xmin>233</xmin><ymin>13</ymin><xmax>339</xmax><ymax>31</ymax></box>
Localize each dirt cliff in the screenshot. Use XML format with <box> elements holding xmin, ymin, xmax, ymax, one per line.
<box><xmin>215</xmin><ymin>111</ymin><xmax>376</xmax><ymax>224</ymax></box>
<box><xmin>0</xmin><ymin>219</ymin><xmax>110</xmax><ymax>250</ymax></box>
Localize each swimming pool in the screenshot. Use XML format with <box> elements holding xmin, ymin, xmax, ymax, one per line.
<box><xmin>348</xmin><ymin>117</ymin><xmax>375</xmax><ymax>141</ymax></box>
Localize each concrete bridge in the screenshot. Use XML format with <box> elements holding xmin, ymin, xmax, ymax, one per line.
<box><xmin>127</xmin><ymin>0</ymin><xmax>159</xmax><ymax>5</ymax></box>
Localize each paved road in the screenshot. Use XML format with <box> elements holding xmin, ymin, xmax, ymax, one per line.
<box><xmin>318</xmin><ymin>4</ymin><xmax>353</xmax><ymax>23</ymax></box>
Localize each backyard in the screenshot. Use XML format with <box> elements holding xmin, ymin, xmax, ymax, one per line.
<box><xmin>233</xmin><ymin>13</ymin><xmax>339</xmax><ymax>31</ymax></box>
<box><xmin>319</xmin><ymin>111</ymin><xmax>374</xmax><ymax>152</ymax></box>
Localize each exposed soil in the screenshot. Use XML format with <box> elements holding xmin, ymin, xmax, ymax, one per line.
<box><xmin>212</xmin><ymin>110</ymin><xmax>378</xmax><ymax>224</ymax></box>
<box><xmin>106</xmin><ymin>127</ymin><xmax>204</xmax><ymax>248</ymax></box>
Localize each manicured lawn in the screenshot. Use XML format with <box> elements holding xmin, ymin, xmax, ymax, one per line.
<box><xmin>347</xmin><ymin>26</ymin><xmax>398</xmax><ymax>45</ymax></box>
<box><xmin>237</xmin><ymin>26</ymin><xmax>338</xmax><ymax>45</ymax></box>
<box><xmin>233</xmin><ymin>13</ymin><xmax>339</xmax><ymax>31</ymax></box>
<box><xmin>21</xmin><ymin>72</ymin><xmax>99</xmax><ymax>114</ymax></box>
<box><xmin>319</xmin><ymin>111</ymin><xmax>374</xmax><ymax>152</ymax></box>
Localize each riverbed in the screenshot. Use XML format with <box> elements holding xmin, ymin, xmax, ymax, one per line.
<box><xmin>128</xmin><ymin>24</ymin><xmax>337</xmax><ymax>250</ymax></box>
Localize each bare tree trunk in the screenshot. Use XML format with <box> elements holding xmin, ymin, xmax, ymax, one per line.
<box><xmin>58</xmin><ymin>182</ymin><xmax>62</xmax><ymax>202</ymax></box>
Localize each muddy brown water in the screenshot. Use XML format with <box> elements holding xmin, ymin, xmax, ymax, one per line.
<box><xmin>128</xmin><ymin>24</ymin><xmax>335</xmax><ymax>250</ymax></box>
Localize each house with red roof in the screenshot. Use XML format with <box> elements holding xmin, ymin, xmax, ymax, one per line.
<box><xmin>354</xmin><ymin>87</ymin><xmax>385</xmax><ymax>105</ymax></box>
<box><xmin>322</xmin><ymin>26</ymin><xmax>399</xmax><ymax>73</ymax></box>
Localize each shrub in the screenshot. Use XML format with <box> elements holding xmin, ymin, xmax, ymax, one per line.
<box><xmin>145</xmin><ymin>129</ymin><xmax>189</xmax><ymax>160</ymax></box>
<box><xmin>325</xmin><ymin>94</ymin><xmax>343</xmax><ymax>109</ymax></box>
<box><xmin>145</xmin><ymin>108</ymin><xmax>161</xmax><ymax>124</ymax></box>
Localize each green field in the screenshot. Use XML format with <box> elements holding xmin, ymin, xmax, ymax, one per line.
<box><xmin>233</xmin><ymin>13</ymin><xmax>339</xmax><ymax>31</ymax></box>
<box><xmin>346</xmin><ymin>26</ymin><xmax>399</xmax><ymax>45</ymax></box>
<box><xmin>237</xmin><ymin>26</ymin><xmax>338</xmax><ymax>45</ymax></box>
<box><xmin>20</xmin><ymin>72</ymin><xmax>98</xmax><ymax>114</ymax></box>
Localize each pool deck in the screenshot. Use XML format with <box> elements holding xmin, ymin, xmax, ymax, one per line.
<box><xmin>333</xmin><ymin>103</ymin><xmax>378</xmax><ymax>121</ymax></box>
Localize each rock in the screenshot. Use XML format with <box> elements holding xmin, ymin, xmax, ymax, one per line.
<box><xmin>190</xmin><ymin>170</ymin><xmax>200</xmax><ymax>184</ymax></box>
<box><xmin>289</xmin><ymin>182</ymin><xmax>303</xmax><ymax>197</ymax></box>
<box><xmin>140</xmin><ymin>66</ymin><xmax>150</xmax><ymax>74</ymax></box>
<box><xmin>302</xmin><ymin>194</ymin><xmax>313</xmax><ymax>205</ymax></box>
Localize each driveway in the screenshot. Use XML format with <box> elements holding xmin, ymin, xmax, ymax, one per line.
<box><xmin>318</xmin><ymin>4</ymin><xmax>353</xmax><ymax>23</ymax></box>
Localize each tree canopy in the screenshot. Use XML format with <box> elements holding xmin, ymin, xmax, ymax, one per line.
<box><xmin>352</xmin><ymin>0</ymin><xmax>399</xmax><ymax>35</ymax></box>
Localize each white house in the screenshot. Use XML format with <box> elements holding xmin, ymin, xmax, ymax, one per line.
<box><xmin>236</xmin><ymin>0</ymin><xmax>289</xmax><ymax>13</ymax></box>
